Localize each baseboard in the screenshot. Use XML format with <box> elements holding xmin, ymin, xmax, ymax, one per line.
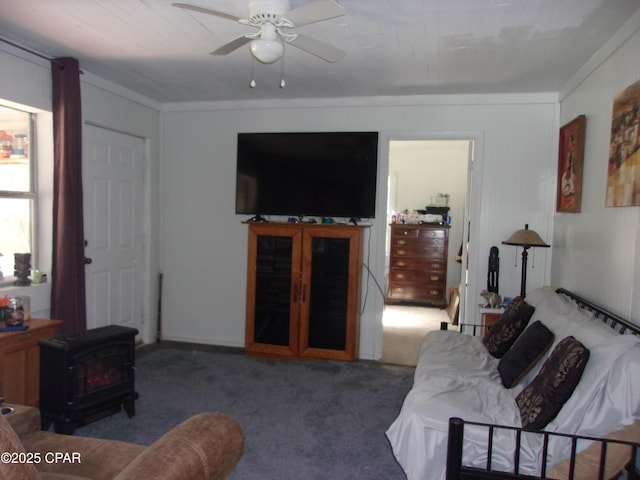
<box><xmin>159</xmin><ymin>333</ymin><xmax>244</xmax><ymax>348</ymax></box>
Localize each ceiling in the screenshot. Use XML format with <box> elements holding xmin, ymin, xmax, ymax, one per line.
<box><xmin>1</xmin><ymin>0</ymin><xmax>639</xmax><ymax>104</ymax></box>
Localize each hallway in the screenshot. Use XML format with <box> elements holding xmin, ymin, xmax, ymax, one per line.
<box><xmin>381</xmin><ymin>305</ymin><xmax>451</xmax><ymax>366</ymax></box>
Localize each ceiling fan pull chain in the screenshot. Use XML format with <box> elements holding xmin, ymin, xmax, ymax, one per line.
<box><xmin>250</xmin><ymin>56</ymin><xmax>257</xmax><ymax>88</ymax></box>
<box><xmin>280</xmin><ymin>50</ymin><xmax>286</xmax><ymax>88</ymax></box>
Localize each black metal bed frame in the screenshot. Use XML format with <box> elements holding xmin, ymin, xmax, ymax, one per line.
<box><xmin>445</xmin><ymin>288</ymin><xmax>640</xmax><ymax>480</ymax></box>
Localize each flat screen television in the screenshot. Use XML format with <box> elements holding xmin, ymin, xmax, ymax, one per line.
<box><xmin>235</xmin><ymin>131</ymin><xmax>379</xmax><ymax>219</ymax></box>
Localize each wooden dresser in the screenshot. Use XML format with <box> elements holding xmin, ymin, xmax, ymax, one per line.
<box><xmin>386</xmin><ymin>224</ymin><xmax>450</xmax><ymax>307</ymax></box>
<box><xmin>0</xmin><ymin>318</ymin><xmax>63</xmax><ymax>406</ymax></box>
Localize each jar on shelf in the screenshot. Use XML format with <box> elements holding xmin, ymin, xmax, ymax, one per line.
<box><xmin>5</xmin><ymin>297</ymin><xmax>25</xmax><ymax>326</ymax></box>
<box><xmin>15</xmin><ymin>295</ymin><xmax>30</xmax><ymax>321</ymax></box>
<box><xmin>12</xmin><ymin>133</ymin><xmax>27</xmax><ymax>157</ymax></box>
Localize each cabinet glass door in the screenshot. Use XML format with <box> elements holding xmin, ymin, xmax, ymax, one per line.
<box><xmin>253</xmin><ymin>235</ymin><xmax>294</xmax><ymax>346</ymax></box>
<box><xmin>246</xmin><ymin>224</ymin><xmax>301</xmax><ymax>357</ymax></box>
<box><xmin>307</xmin><ymin>237</ymin><xmax>350</xmax><ymax>350</ymax></box>
<box><xmin>300</xmin><ymin>226</ymin><xmax>361</xmax><ymax>360</ymax></box>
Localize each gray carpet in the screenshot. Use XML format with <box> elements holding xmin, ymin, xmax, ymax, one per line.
<box><xmin>75</xmin><ymin>347</ymin><xmax>414</xmax><ymax>479</ymax></box>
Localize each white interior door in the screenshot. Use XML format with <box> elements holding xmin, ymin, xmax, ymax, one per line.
<box><xmin>83</xmin><ymin>125</ymin><xmax>146</xmax><ymax>333</ymax></box>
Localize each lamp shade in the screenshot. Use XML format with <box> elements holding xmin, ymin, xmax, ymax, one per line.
<box><xmin>502</xmin><ymin>224</ymin><xmax>549</xmax><ymax>248</ymax></box>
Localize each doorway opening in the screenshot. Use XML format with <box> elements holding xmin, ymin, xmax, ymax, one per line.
<box><xmin>382</xmin><ymin>139</ymin><xmax>472</xmax><ymax>365</ymax></box>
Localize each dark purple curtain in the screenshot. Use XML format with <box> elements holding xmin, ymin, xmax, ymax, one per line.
<box><xmin>50</xmin><ymin>57</ymin><xmax>87</xmax><ymax>335</ymax></box>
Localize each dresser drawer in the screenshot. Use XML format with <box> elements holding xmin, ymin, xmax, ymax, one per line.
<box><xmin>390</xmin><ymin>236</ymin><xmax>446</xmax><ymax>249</ymax></box>
<box><xmin>391</xmin><ymin>226</ymin><xmax>447</xmax><ymax>241</ymax></box>
<box><xmin>387</xmin><ymin>285</ymin><xmax>446</xmax><ymax>305</ymax></box>
<box><xmin>390</xmin><ymin>244</ymin><xmax>446</xmax><ymax>261</ymax></box>
<box><xmin>388</xmin><ymin>268</ymin><xmax>446</xmax><ymax>285</ymax></box>
<box><xmin>388</xmin><ymin>256</ymin><xmax>445</xmax><ymax>271</ymax></box>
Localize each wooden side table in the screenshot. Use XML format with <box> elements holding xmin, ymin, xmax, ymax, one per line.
<box><xmin>0</xmin><ymin>319</ymin><xmax>63</xmax><ymax>406</ymax></box>
<box><xmin>478</xmin><ymin>307</ymin><xmax>504</xmax><ymax>333</ymax></box>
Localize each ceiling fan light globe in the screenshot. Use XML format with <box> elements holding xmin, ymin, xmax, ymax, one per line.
<box><xmin>250</xmin><ymin>39</ymin><xmax>283</xmax><ymax>63</ymax></box>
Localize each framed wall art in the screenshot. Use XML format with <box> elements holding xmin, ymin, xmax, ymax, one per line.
<box><xmin>606</xmin><ymin>79</ymin><xmax>640</xmax><ymax>207</ymax></box>
<box><xmin>557</xmin><ymin>115</ymin><xmax>586</xmax><ymax>213</ymax></box>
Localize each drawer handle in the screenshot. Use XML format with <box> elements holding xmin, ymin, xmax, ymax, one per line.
<box><xmin>396</xmin><ymin>261</ymin><xmax>405</xmax><ymax>267</ymax></box>
<box><xmin>430</xmin><ymin>275</ymin><xmax>440</xmax><ymax>281</ymax></box>
<box><xmin>395</xmin><ymin>273</ymin><xmax>405</xmax><ymax>279</ymax></box>
<box><xmin>429</xmin><ymin>290</ymin><xmax>439</xmax><ymax>296</ymax></box>
<box><xmin>397</xmin><ymin>249</ymin><xmax>405</xmax><ymax>255</ymax></box>
<box><xmin>431</xmin><ymin>263</ymin><xmax>440</xmax><ymax>269</ymax></box>
<box><xmin>397</xmin><ymin>239</ymin><xmax>406</xmax><ymax>245</ymax></box>
<box><xmin>403</xmin><ymin>231</ymin><xmax>409</xmax><ymax>235</ymax></box>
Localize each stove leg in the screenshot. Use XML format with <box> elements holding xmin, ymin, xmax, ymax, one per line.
<box><xmin>123</xmin><ymin>398</ymin><xmax>136</xmax><ymax>418</ymax></box>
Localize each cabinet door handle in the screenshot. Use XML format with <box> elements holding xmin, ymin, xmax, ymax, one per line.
<box><xmin>301</xmin><ymin>284</ymin><xmax>307</xmax><ymax>303</ymax></box>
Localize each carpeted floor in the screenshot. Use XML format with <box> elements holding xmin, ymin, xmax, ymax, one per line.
<box><xmin>74</xmin><ymin>345</ymin><xmax>414</xmax><ymax>479</ymax></box>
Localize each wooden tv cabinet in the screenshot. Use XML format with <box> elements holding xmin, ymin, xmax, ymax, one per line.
<box><xmin>244</xmin><ymin>222</ymin><xmax>366</xmax><ymax>361</ymax></box>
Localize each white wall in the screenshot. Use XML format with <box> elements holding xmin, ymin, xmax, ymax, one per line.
<box><xmin>0</xmin><ymin>46</ymin><xmax>51</xmax><ymax>112</ymax></box>
<box><xmin>553</xmin><ymin>11</ymin><xmax>640</xmax><ymax>324</ymax></box>
<box><xmin>160</xmin><ymin>95</ymin><xmax>558</xmax><ymax>359</ymax></box>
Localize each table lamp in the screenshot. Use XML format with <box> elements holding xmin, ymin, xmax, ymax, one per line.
<box><xmin>502</xmin><ymin>224</ymin><xmax>549</xmax><ymax>298</ymax></box>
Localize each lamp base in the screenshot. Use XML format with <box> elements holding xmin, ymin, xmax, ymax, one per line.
<box><xmin>519</xmin><ymin>247</ymin><xmax>530</xmax><ymax>298</ymax></box>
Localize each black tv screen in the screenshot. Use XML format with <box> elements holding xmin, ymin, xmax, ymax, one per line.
<box><xmin>235</xmin><ymin>132</ymin><xmax>379</xmax><ymax>218</ymax></box>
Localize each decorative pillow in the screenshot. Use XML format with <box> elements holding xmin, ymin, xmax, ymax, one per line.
<box><xmin>498</xmin><ymin>320</ymin><xmax>554</xmax><ymax>388</ymax></box>
<box><xmin>483</xmin><ymin>297</ymin><xmax>535</xmax><ymax>358</ymax></box>
<box><xmin>516</xmin><ymin>336</ymin><xmax>590</xmax><ymax>431</ymax></box>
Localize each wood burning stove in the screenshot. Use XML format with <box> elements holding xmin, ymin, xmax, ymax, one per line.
<box><xmin>39</xmin><ymin>325</ymin><xmax>138</xmax><ymax>434</ymax></box>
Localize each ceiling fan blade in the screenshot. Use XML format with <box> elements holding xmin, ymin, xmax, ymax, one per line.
<box><xmin>172</xmin><ymin>3</ymin><xmax>243</xmax><ymax>22</ymax></box>
<box><xmin>210</xmin><ymin>35</ymin><xmax>253</xmax><ymax>55</ymax></box>
<box><xmin>288</xmin><ymin>34</ymin><xmax>345</xmax><ymax>63</ymax></box>
<box><xmin>280</xmin><ymin>0</ymin><xmax>345</xmax><ymax>27</ymax></box>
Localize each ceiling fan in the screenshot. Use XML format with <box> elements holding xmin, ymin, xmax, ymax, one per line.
<box><xmin>172</xmin><ymin>0</ymin><xmax>346</xmax><ymax>65</ymax></box>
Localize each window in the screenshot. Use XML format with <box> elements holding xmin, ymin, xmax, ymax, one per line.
<box><xmin>0</xmin><ymin>104</ymin><xmax>35</xmax><ymax>284</ymax></box>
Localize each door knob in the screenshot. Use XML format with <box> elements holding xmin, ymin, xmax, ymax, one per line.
<box><xmin>84</xmin><ymin>257</ymin><xmax>93</xmax><ymax>264</ymax></box>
